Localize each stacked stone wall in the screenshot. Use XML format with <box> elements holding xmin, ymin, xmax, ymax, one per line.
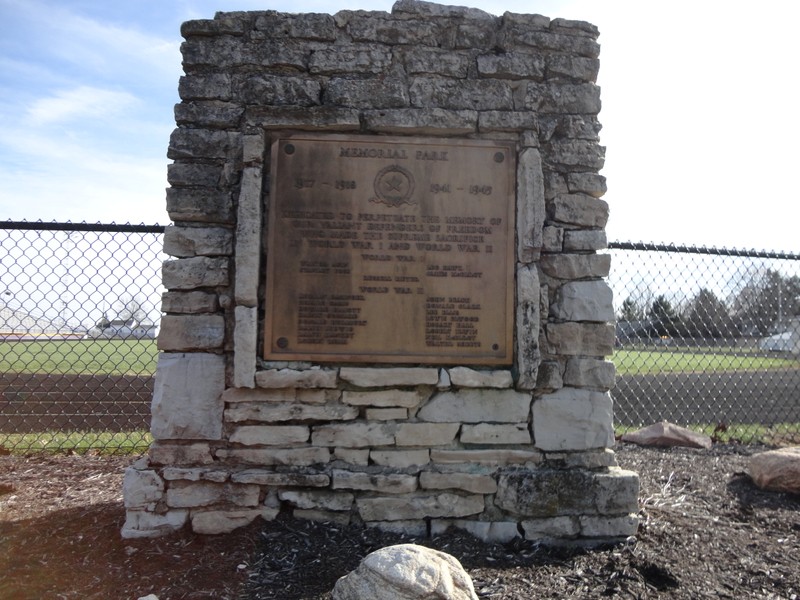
<box><xmin>123</xmin><ymin>0</ymin><xmax>639</xmax><ymax>542</ymax></box>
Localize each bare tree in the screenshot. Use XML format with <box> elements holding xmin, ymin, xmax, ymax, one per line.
<box><xmin>113</xmin><ymin>294</ymin><xmax>148</xmax><ymax>324</ymax></box>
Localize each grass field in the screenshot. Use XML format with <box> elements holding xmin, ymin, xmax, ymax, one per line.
<box><xmin>0</xmin><ymin>430</ymin><xmax>152</xmax><ymax>454</ymax></box>
<box><xmin>613</xmin><ymin>349</ymin><xmax>799</xmax><ymax>376</ymax></box>
<box><xmin>0</xmin><ymin>339</ymin><xmax>159</xmax><ymax>376</ymax></box>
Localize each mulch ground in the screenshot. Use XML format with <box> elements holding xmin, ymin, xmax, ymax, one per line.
<box><xmin>1</xmin><ymin>443</ymin><xmax>798</xmax><ymax>599</ymax></box>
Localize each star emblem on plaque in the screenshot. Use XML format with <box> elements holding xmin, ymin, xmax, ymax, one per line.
<box><xmin>372</xmin><ymin>165</ymin><xmax>416</xmax><ymax>207</ymax></box>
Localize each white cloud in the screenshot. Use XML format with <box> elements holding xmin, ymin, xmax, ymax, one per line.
<box><xmin>26</xmin><ymin>86</ymin><xmax>140</xmax><ymax>126</ymax></box>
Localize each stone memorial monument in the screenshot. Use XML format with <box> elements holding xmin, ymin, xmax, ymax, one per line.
<box><xmin>122</xmin><ymin>0</ymin><xmax>639</xmax><ymax>543</ymax></box>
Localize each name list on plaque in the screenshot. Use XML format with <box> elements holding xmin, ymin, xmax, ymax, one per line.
<box><xmin>264</xmin><ymin>134</ymin><xmax>516</xmax><ymax>365</ymax></box>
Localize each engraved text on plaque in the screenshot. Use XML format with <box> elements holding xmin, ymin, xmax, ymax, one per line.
<box><xmin>264</xmin><ymin>134</ymin><xmax>516</xmax><ymax>364</ymax></box>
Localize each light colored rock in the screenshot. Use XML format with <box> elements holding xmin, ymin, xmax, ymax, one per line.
<box><xmin>255</xmin><ymin>368</ymin><xmax>338</xmax><ymax>389</ymax></box>
<box><xmin>551</xmin><ymin>280</ymin><xmax>614</xmax><ymax>323</ymax></box>
<box><xmin>163</xmin><ymin>225</ymin><xmax>233</xmax><ymax>257</ymax></box>
<box><xmin>563</xmin><ymin>229</ymin><xmax>607</xmax><ymax>251</ymax></box>
<box><xmin>234</xmin><ymin>165</ymin><xmax>263</xmax><ymax>305</ymax></box>
<box><xmin>395</xmin><ymin>423</ymin><xmax>461</xmax><ymax>446</ymax></box>
<box><xmin>191</xmin><ymin>508</ymin><xmax>273</xmax><ymax>534</ymax></box>
<box><xmin>334</xmin><ymin>448</ymin><xmax>370</xmax><ymax>465</ymax></box>
<box><xmin>312</xmin><ymin>422</ymin><xmax>396</xmax><ymax>447</ymax></box>
<box><xmin>539</xmin><ymin>253</ymin><xmax>611</xmax><ymax>280</ymax></box>
<box><xmin>231</xmin><ymin>471</ymin><xmax>329</xmax><ymax>487</ymax></box>
<box><xmin>515</xmin><ymin>264</ymin><xmax>541</xmax><ymax>390</ymax></box>
<box><xmin>366</xmin><ymin>408</ymin><xmax>408</xmax><ymax>421</ymax></box>
<box><xmin>233</xmin><ymin>306</ymin><xmax>257</xmax><ymax>388</ymax></box>
<box><xmin>162</xmin><ymin>256</ymin><xmax>229</xmax><ymax>289</ymax></box>
<box><xmin>215</xmin><ymin>447</ymin><xmax>330</xmax><ymax>466</ymax></box>
<box><xmin>516</xmin><ymin>147</ymin><xmax>545</xmax><ymax>263</ymax></box>
<box><xmin>563</xmin><ymin>358</ymin><xmax>615</xmax><ymax>390</ymax></box>
<box><xmin>223</xmin><ymin>387</ymin><xmax>339</xmax><ymax>404</ymax></box>
<box><xmin>748</xmin><ymin>447</ymin><xmax>800</xmax><ymax>494</ymax></box>
<box><xmin>332</xmin><ymin>470</ymin><xmax>418</xmax><ymax>494</ymax></box>
<box><xmin>533</xmin><ymin>387</ymin><xmax>614</xmax><ymax>451</ymax></box>
<box><xmin>332</xmin><ymin>544</ymin><xmax>478</xmax><ymax>600</ymax></box>
<box><xmin>546</xmin><ymin>322</ymin><xmax>615</xmax><ymax>357</ymax></box>
<box><xmin>225</xmin><ymin>402</ymin><xmax>358</xmax><ymax>423</ymax></box>
<box><xmin>157</xmin><ymin>315</ymin><xmax>225</xmax><ymax>351</ymax></box>
<box><xmin>165</xmin><ymin>481</ymin><xmax>260</xmax><ymax>508</ymax></box>
<box><xmin>419</xmin><ymin>472</ymin><xmax>497</xmax><ymax>494</ymax></box>
<box><xmin>431</xmin><ymin>449</ymin><xmax>541</xmax><ymax>466</ymax></box>
<box><xmin>161</xmin><ymin>291</ymin><xmax>218</xmax><ymax>314</ymax></box>
<box><xmin>460</xmin><ymin>424</ymin><xmax>531</xmax><ymax>445</ymax></box>
<box><xmin>521</xmin><ymin>516</ymin><xmax>579</xmax><ymax>539</ymax></box>
<box><xmin>279</xmin><ymin>489</ymin><xmax>355</xmax><ymax>511</ymax></box>
<box><xmin>123</xmin><ymin>468</ymin><xmax>164</xmax><ymax>509</ymax></box>
<box><xmin>437</xmin><ymin>368</ymin><xmax>451</xmax><ymax>389</ymax></box>
<box><xmin>550</xmin><ymin>193</ymin><xmax>609</xmax><ymax>228</ymax></box>
<box><xmin>621</xmin><ymin>421</ymin><xmax>712</xmax><ymax>449</ymax></box>
<box><xmin>418</xmin><ymin>389</ymin><xmax>531</xmax><ymax>423</ymax></box>
<box><xmin>343</xmin><ymin>390</ymin><xmax>425</xmax><ymax>408</ymax></box>
<box><xmin>579</xmin><ymin>514</ymin><xmax>639</xmax><ymax>538</ymax></box>
<box><xmin>161</xmin><ymin>468</ymin><xmax>229</xmax><ymax>482</ymax></box>
<box><xmin>339</xmin><ymin>367</ymin><xmax>439</xmax><ymax>387</ymax></box>
<box><xmin>357</xmin><ymin>494</ymin><xmax>484</xmax><ymax>521</ymax></box>
<box><xmin>370</xmin><ymin>449</ymin><xmax>430</xmax><ymax>469</ymax></box>
<box><xmin>448</xmin><ymin>367</ymin><xmax>513</xmax><ymax>388</ymax></box>
<box><xmin>229</xmin><ymin>425</ymin><xmax>310</xmax><ymax>446</ymax></box>
<box><xmin>150</xmin><ymin>353</ymin><xmax>226</xmax><ymax>440</ymax></box>
<box><xmin>148</xmin><ymin>442</ymin><xmax>214</xmax><ymax>465</ymax></box>
<box><xmin>121</xmin><ymin>509</ymin><xmax>188</xmax><ymax>539</ymax></box>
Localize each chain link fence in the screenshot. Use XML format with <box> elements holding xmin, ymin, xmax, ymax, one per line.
<box><xmin>1</xmin><ymin>223</ymin><xmax>798</xmax><ymax>452</ymax></box>
<box><xmin>0</xmin><ymin>222</ymin><xmax>165</xmax><ymax>454</ymax></box>
<box><xmin>608</xmin><ymin>242</ymin><xmax>800</xmax><ymax>444</ymax></box>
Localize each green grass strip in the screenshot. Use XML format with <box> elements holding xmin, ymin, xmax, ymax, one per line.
<box><xmin>0</xmin><ymin>340</ymin><xmax>158</xmax><ymax>376</ymax></box>
<box><xmin>0</xmin><ymin>430</ymin><xmax>153</xmax><ymax>455</ymax></box>
<box><xmin>613</xmin><ymin>349</ymin><xmax>798</xmax><ymax>376</ymax></box>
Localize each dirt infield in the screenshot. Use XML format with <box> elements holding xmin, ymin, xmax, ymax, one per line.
<box><xmin>0</xmin><ymin>373</ymin><xmax>152</xmax><ymax>432</ymax></box>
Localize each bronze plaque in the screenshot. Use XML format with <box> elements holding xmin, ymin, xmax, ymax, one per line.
<box><xmin>264</xmin><ymin>134</ymin><xmax>516</xmax><ymax>365</ymax></box>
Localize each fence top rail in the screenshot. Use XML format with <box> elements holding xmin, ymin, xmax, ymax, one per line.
<box><xmin>608</xmin><ymin>241</ymin><xmax>799</xmax><ymax>261</ymax></box>
<box><xmin>1</xmin><ymin>220</ymin><xmax>166</xmax><ymax>234</ymax></box>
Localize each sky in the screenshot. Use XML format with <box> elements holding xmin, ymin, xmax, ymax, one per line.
<box><xmin>0</xmin><ymin>0</ymin><xmax>798</xmax><ymax>251</ymax></box>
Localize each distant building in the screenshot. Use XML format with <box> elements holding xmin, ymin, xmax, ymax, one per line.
<box><xmin>0</xmin><ymin>302</ymin><xmax>84</xmax><ymax>340</ymax></box>
<box><xmin>84</xmin><ymin>317</ymin><xmax>157</xmax><ymax>340</ymax></box>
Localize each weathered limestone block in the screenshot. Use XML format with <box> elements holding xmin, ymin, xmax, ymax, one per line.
<box><xmin>312</xmin><ymin>422</ymin><xmax>396</xmax><ymax>447</ymax></box>
<box><xmin>233</xmin><ymin>306</ymin><xmax>257</xmax><ymax>388</ymax></box>
<box><xmin>332</xmin><ymin>544</ymin><xmax>478</xmax><ymax>600</ymax></box>
<box><xmin>395</xmin><ymin>423</ymin><xmax>461</xmax><ymax>446</ymax></box>
<box><xmin>516</xmin><ymin>148</ymin><xmax>545</xmax><ymax>263</ymax></box>
<box><xmin>161</xmin><ymin>468</ymin><xmax>229</xmax><ymax>482</ymax></box>
<box><xmin>563</xmin><ymin>358</ymin><xmax>615</xmax><ymax>390</ymax></box>
<box><xmin>539</xmin><ymin>253</ymin><xmax>610</xmax><ymax>280</ymax></box>
<box><xmin>515</xmin><ymin>264</ymin><xmax>541</xmax><ymax>390</ymax></box>
<box><xmin>419</xmin><ymin>472</ymin><xmax>497</xmax><ymax>494</ymax></box>
<box><xmin>234</xmin><ymin>165</ymin><xmax>263</xmax><ymax>305</ymax></box>
<box><xmin>223</xmin><ymin>387</ymin><xmax>338</xmax><ymax>404</ymax></box>
<box><xmin>309</xmin><ymin>45</ymin><xmax>393</xmax><ymax>74</ymax></box>
<box><xmin>521</xmin><ymin>516</ymin><xmax>579</xmax><ymax>539</ymax></box>
<box><xmin>410</xmin><ymin>77</ymin><xmax>513</xmax><ymax>110</ymax></box>
<box><xmin>533</xmin><ymin>387</ymin><xmax>614</xmax><ymax>451</ymax></box>
<box><xmin>432</xmin><ymin>520</ymin><xmax>520</xmax><ymax>544</ymax></box>
<box><xmin>332</xmin><ymin>470</ymin><xmax>418</xmax><ymax>494</ymax></box>
<box><xmin>404</xmin><ymin>47</ymin><xmax>470</xmax><ymax>77</ymax></box>
<box><xmin>324</xmin><ymin>78</ymin><xmax>409</xmax><ymax>108</ymax></box>
<box><xmin>536</xmin><ymin>361</ymin><xmax>563</xmax><ymax>391</ymax></box>
<box><xmin>339</xmin><ymin>367</ymin><xmax>438</xmax><ymax>387</ymax></box>
<box><xmin>167</xmin><ymin>128</ymin><xmax>233</xmax><ymax>160</ymax></box>
<box><xmin>357</xmin><ymin>493</ymin><xmax>484</xmax><ymax>521</ymax></box>
<box><xmin>225</xmin><ymin>402</ymin><xmax>358</xmax><ymax>423</ymax></box>
<box><xmin>370</xmin><ymin>449</ymin><xmax>430</xmax><ymax>469</ymax></box>
<box><xmin>579</xmin><ymin>514</ymin><xmax>639</xmax><ymax>538</ymax></box>
<box><xmin>254</xmin><ymin>12</ymin><xmax>336</xmax><ymax>40</ymax></box>
<box><xmin>279</xmin><ymin>489</ymin><xmax>355</xmax><ymax>511</ymax></box>
<box><xmin>546</xmin><ymin>322</ymin><xmax>615</xmax><ymax>356</ymax></box>
<box><xmin>174</xmin><ymin>101</ymin><xmax>244</xmax><ymax>129</ymax></box>
<box><xmin>495</xmin><ymin>468</ymin><xmax>639</xmax><ymax>517</ymax></box>
<box><xmin>366</xmin><ymin>408</ymin><xmax>408</xmax><ymax>420</ymax></box>
<box><xmin>239</xmin><ymin>74</ymin><xmax>322</xmax><ymax>106</ymax></box>
<box><xmin>363</xmin><ymin>108</ymin><xmax>477</xmax><ymax>135</ymax></box>
<box><xmin>501</xmin><ymin>26</ymin><xmax>600</xmax><ymax>59</ymax></box>
<box><xmin>334</xmin><ymin>448</ymin><xmax>370</xmax><ymax>465</ymax></box>
<box><xmin>431</xmin><ymin>449</ymin><xmax>541</xmax><ymax>466</ymax></box>
<box><xmin>477</xmin><ymin>52</ymin><xmax>545</xmax><ymax>80</ymax></box>
<box><xmin>365</xmin><ymin>520</ymin><xmax>427</xmax><ymax>536</ymax></box>
<box><xmin>552</xmin><ymin>280</ymin><xmax>614</xmax><ymax>323</ymax></box>
<box><xmin>231</xmin><ymin>471</ymin><xmax>330</xmax><ymax>487</ymax></box>
<box><xmin>621</xmin><ymin>421</ymin><xmax>712</xmax><ymax>449</ymax></box>
<box><xmin>748</xmin><ymin>447</ymin><xmax>800</xmax><ymax>494</ymax></box>
<box><xmin>165</xmin><ymin>481</ymin><xmax>260</xmax><ymax>508</ymax></box>
<box><xmin>347</xmin><ymin>15</ymin><xmax>439</xmax><ymax>45</ymax></box>
<box><xmin>418</xmin><ymin>389</ymin><xmax>531</xmax><ymax>423</ymax></box>
<box><xmin>478</xmin><ymin>110</ymin><xmax>538</xmax><ymax>132</ymax></box>
<box><xmin>166</xmin><ymin>187</ymin><xmax>233</xmax><ymax>224</ymax></box>
<box><xmin>448</xmin><ymin>367</ymin><xmax>512</xmax><ymax>389</ymax></box>
<box><xmin>123</xmin><ymin>468</ymin><xmax>164</xmax><ymax>509</ymax></box>
<box><xmin>563</xmin><ymin>229</ymin><xmax>607</xmax><ymax>251</ymax></box>
<box><xmin>229</xmin><ymin>425</ymin><xmax>310</xmax><ymax>446</ymax></box>
<box><xmin>461</xmin><ymin>424</ymin><xmax>531</xmax><ymax>445</ymax></box>
<box><xmin>191</xmin><ymin>508</ymin><xmax>276</xmax><ymax>535</ymax></box>
<box><xmin>248</xmin><ymin>106</ymin><xmax>361</xmax><ymax>131</ymax></box>
<box><xmin>149</xmin><ymin>442</ymin><xmax>214</xmax><ymax>465</ymax></box>
<box><xmin>547</xmin><ymin>55</ymin><xmax>600</xmax><ymax>82</ymax></box>
<box><xmin>549</xmin><ymin>193</ymin><xmax>609</xmax><ymax>228</ymax></box>
<box><xmin>162</xmin><ymin>257</ymin><xmax>229</xmax><ymax>290</ymax></box>
<box><xmin>255</xmin><ymin>368</ymin><xmax>338</xmax><ymax>389</ymax></box>
<box><xmin>343</xmin><ymin>390</ymin><xmax>425</xmax><ymax>408</ymax></box>
<box><xmin>542</xmin><ymin>115</ymin><xmax>603</xmax><ymax>142</ymax></box>
<box><xmin>121</xmin><ymin>509</ymin><xmax>188</xmax><ymax>539</ymax></box>
<box><xmin>161</xmin><ymin>291</ymin><xmax>218</xmax><ymax>314</ymax></box>
<box><xmin>392</xmin><ymin>0</ymin><xmax>494</xmax><ymax>19</ymax></box>
<box><xmin>179</xmin><ymin>73</ymin><xmax>233</xmax><ymax>101</ymax></box>
<box><xmin>157</xmin><ymin>315</ymin><xmax>225</xmax><ymax>351</ymax></box>
<box><xmin>150</xmin><ymin>353</ymin><xmax>225</xmax><ymax>440</ymax></box>
<box><xmin>215</xmin><ymin>447</ymin><xmax>331</xmax><ymax>466</ymax></box>
<box><xmin>524</xmin><ymin>83</ymin><xmax>601</xmax><ymax>114</ymax></box>
<box><xmin>545</xmin><ymin>448</ymin><xmax>618</xmax><ymax>470</ymax></box>
<box><xmin>567</xmin><ymin>172</ymin><xmax>607</xmax><ymax>198</ymax></box>
<box><xmin>163</xmin><ymin>226</ymin><xmax>232</xmax><ymax>258</ymax></box>
<box><xmin>546</xmin><ymin>139</ymin><xmax>605</xmax><ymax>170</ymax></box>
